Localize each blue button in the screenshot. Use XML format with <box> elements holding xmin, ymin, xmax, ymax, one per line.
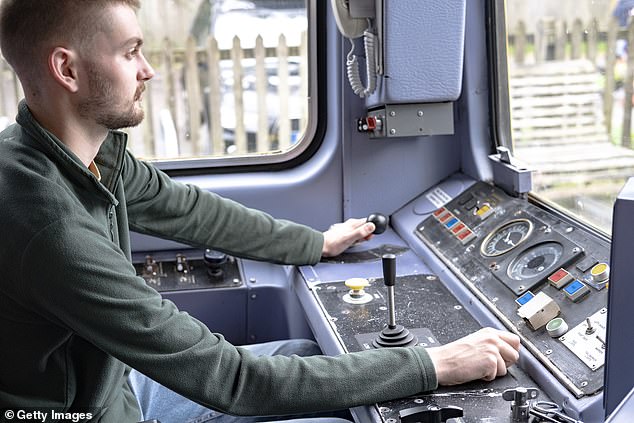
<box><xmin>516</xmin><ymin>291</ymin><xmax>535</xmax><ymax>306</ymax></box>
<box><xmin>445</xmin><ymin>217</ymin><xmax>459</xmax><ymax>229</ymax></box>
<box><xmin>564</xmin><ymin>280</ymin><xmax>584</xmax><ymax>295</ymax></box>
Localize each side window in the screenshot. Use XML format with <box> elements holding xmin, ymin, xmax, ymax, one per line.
<box><xmin>0</xmin><ymin>0</ymin><xmax>312</xmax><ymax>165</ymax></box>
<box><xmin>499</xmin><ymin>0</ymin><xmax>634</xmax><ymax>234</ymax></box>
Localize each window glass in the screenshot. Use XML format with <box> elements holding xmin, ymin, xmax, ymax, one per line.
<box><xmin>0</xmin><ymin>0</ymin><xmax>311</xmax><ymax>163</ymax></box>
<box><xmin>502</xmin><ymin>0</ymin><xmax>634</xmax><ymax>234</ymax></box>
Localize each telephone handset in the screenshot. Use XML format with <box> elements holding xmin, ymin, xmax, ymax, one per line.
<box><xmin>330</xmin><ymin>0</ymin><xmax>377</xmax><ymax>98</ymax></box>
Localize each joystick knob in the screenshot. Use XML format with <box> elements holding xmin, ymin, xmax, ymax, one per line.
<box><xmin>367</xmin><ymin>213</ymin><xmax>388</xmax><ymax>234</ymax></box>
<box><xmin>204</xmin><ymin>249</ymin><xmax>228</xmax><ymax>278</ymax></box>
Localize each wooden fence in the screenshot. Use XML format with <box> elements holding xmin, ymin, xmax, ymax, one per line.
<box><xmin>509</xmin><ymin>16</ymin><xmax>634</xmax><ymax>147</ymax></box>
<box><xmin>0</xmin><ymin>32</ymin><xmax>309</xmax><ymax>160</ymax></box>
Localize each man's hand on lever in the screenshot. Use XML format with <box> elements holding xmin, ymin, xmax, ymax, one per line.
<box><xmin>426</xmin><ymin>327</ymin><xmax>521</xmax><ymax>386</ymax></box>
<box><xmin>322</xmin><ymin>218</ymin><xmax>376</xmax><ymax>257</ymax></box>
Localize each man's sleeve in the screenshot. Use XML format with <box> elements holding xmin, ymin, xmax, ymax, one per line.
<box><xmin>121</xmin><ymin>151</ymin><xmax>323</xmax><ymax>265</ymax></box>
<box><xmin>21</xmin><ymin>221</ymin><xmax>438</xmax><ymax>416</ymax></box>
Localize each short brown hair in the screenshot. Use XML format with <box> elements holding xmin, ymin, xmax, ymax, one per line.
<box><xmin>0</xmin><ymin>0</ymin><xmax>141</xmax><ymax>79</ymax></box>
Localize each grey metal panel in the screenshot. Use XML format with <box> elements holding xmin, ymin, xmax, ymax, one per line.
<box><xmin>163</xmin><ymin>288</ymin><xmax>248</xmax><ymax>345</ymax></box>
<box><xmin>241</xmin><ymin>260</ymin><xmax>314</xmax><ymax>344</ymax></box>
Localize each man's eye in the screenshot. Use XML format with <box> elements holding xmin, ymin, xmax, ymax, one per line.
<box><xmin>126</xmin><ymin>48</ymin><xmax>140</xmax><ymax>58</ymax></box>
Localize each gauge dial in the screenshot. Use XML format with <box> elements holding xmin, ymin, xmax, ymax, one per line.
<box><xmin>507</xmin><ymin>241</ymin><xmax>563</xmax><ymax>281</ymax></box>
<box><xmin>480</xmin><ymin>219</ymin><xmax>533</xmax><ymax>257</ymax></box>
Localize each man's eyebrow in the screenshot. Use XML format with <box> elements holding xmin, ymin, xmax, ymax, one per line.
<box><xmin>124</xmin><ymin>37</ymin><xmax>144</xmax><ymax>48</ymax></box>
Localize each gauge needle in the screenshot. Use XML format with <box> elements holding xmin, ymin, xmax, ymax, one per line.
<box><xmin>504</xmin><ymin>232</ymin><xmax>515</xmax><ymax>246</ymax></box>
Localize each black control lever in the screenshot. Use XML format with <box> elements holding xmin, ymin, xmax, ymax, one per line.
<box><xmin>367</xmin><ymin>212</ymin><xmax>389</xmax><ymax>234</ymax></box>
<box><xmin>502</xmin><ymin>387</ymin><xmax>540</xmax><ymax>422</ymax></box>
<box><xmin>399</xmin><ymin>405</ymin><xmax>464</xmax><ymax>423</ymax></box>
<box><xmin>372</xmin><ymin>254</ymin><xmax>418</xmax><ymax>348</ymax></box>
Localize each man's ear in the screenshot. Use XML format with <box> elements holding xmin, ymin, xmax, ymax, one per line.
<box><xmin>48</xmin><ymin>47</ymin><xmax>80</xmax><ymax>93</ymax></box>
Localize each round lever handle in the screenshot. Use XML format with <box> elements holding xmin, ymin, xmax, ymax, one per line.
<box><xmin>367</xmin><ymin>213</ymin><xmax>388</xmax><ymax>234</ymax></box>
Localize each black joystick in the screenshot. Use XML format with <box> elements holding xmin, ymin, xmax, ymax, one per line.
<box><xmin>203</xmin><ymin>249</ymin><xmax>228</xmax><ymax>279</ymax></box>
<box><xmin>367</xmin><ymin>213</ymin><xmax>388</xmax><ymax>234</ymax></box>
<box><xmin>372</xmin><ymin>254</ymin><xmax>418</xmax><ymax>348</ymax></box>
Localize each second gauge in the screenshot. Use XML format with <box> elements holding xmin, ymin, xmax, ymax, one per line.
<box><xmin>480</xmin><ymin>218</ymin><xmax>533</xmax><ymax>257</ymax></box>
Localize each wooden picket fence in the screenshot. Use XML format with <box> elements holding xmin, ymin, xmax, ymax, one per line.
<box><xmin>509</xmin><ymin>16</ymin><xmax>634</xmax><ymax>148</ymax></box>
<box><xmin>0</xmin><ymin>32</ymin><xmax>309</xmax><ymax>160</ymax></box>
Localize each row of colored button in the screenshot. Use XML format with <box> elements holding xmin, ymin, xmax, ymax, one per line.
<box><xmin>432</xmin><ymin>207</ymin><xmax>476</xmax><ymax>245</ymax></box>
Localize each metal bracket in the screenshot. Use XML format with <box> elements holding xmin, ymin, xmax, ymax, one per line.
<box><xmin>489</xmin><ymin>146</ymin><xmax>533</xmax><ymax>197</ymax></box>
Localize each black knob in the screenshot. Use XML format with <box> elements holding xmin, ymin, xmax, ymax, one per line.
<box><xmin>382</xmin><ymin>254</ymin><xmax>396</xmax><ymax>287</ymax></box>
<box><xmin>367</xmin><ymin>213</ymin><xmax>388</xmax><ymax>234</ymax></box>
<box><xmin>203</xmin><ymin>249</ymin><xmax>228</xmax><ymax>278</ymax></box>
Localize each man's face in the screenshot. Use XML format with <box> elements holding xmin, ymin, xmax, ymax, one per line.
<box><xmin>77</xmin><ymin>4</ymin><xmax>154</xmax><ymax>130</ymax></box>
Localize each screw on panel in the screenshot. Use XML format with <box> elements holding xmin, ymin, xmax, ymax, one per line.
<box><xmin>389</xmin><ymin>111</ymin><xmax>396</xmax><ymax>117</ymax></box>
<box><xmin>389</xmin><ymin>128</ymin><xmax>397</xmax><ymax>135</ymax></box>
<box><xmin>581</xmin><ymin>381</ymin><xmax>588</xmax><ymax>387</ymax></box>
<box><xmin>417</xmin><ymin>110</ymin><xmax>424</xmax><ymax>117</ymax></box>
<box><xmin>250</xmin><ymin>294</ymin><xmax>257</xmax><ymax>300</ymax></box>
<box><xmin>249</xmin><ymin>277</ymin><xmax>256</xmax><ymax>284</ymax></box>
<box><xmin>545</xmin><ymin>349</ymin><xmax>553</xmax><ymax>355</ymax></box>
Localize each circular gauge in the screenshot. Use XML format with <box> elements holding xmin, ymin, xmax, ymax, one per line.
<box><xmin>480</xmin><ymin>219</ymin><xmax>534</xmax><ymax>257</ymax></box>
<box><xmin>507</xmin><ymin>241</ymin><xmax>563</xmax><ymax>281</ymax></box>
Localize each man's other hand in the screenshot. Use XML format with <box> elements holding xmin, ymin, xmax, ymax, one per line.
<box><xmin>322</xmin><ymin>218</ymin><xmax>375</xmax><ymax>257</ymax></box>
<box><xmin>426</xmin><ymin>327</ymin><xmax>521</xmax><ymax>386</ymax></box>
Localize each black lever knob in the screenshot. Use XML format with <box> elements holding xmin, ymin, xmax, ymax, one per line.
<box><xmin>399</xmin><ymin>405</ymin><xmax>464</xmax><ymax>423</ymax></box>
<box><xmin>203</xmin><ymin>249</ymin><xmax>228</xmax><ymax>278</ymax></box>
<box><xmin>382</xmin><ymin>253</ymin><xmax>396</xmax><ymax>287</ymax></box>
<box><xmin>367</xmin><ymin>213</ymin><xmax>388</xmax><ymax>234</ymax></box>
<box><xmin>502</xmin><ymin>387</ymin><xmax>540</xmax><ymax>422</ymax></box>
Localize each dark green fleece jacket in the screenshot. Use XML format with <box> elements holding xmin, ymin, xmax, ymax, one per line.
<box><xmin>0</xmin><ymin>101</ymin><xmax>437</xmax><ymax>422</ymax></box>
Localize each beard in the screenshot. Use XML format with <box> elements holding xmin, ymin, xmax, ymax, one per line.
<box><xmin>78</xmin><ymin>63</ymin><xmax>145</xmax><ymax>130</ymax></box>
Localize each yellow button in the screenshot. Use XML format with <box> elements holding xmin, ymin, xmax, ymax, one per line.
<box><xmin>590</xmin><ymin>263</ymin><xmax>610</xmax><ymax>282</ymax></box>
<box><xmin>476</xmin><ymin>205</ymin><xmax>491</xmax><ymax>216</ymax></box>
<box><xmin>345</xmin><ymin>278</ymin><xmax>369</xmax><ymax>291</ymax></box>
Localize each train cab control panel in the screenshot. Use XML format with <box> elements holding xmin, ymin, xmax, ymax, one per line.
<box><xmin>415</xmin><ymin>181</ymin><xmax>609</xmax><ymax>399</ymax></box>
<box><xmin>296</xmin><ymin>177</ymin><xmax>610</xmax><ymax>422</ymax></box>
<box><xmin>133</xmin><ymin>249</ymin><xmax>242</xmax><ymax>292</ymax></box>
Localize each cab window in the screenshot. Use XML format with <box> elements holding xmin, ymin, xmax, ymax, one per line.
<box><xmin>498</xmin><ymin>0</ymin><xmax>634</xmax><ymax>234</ymax></box>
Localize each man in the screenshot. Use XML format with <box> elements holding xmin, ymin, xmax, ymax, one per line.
<box><xmin>0</xmin><ymin>1</ymin><xmax>521</xmax><ymax>422</ymax></box>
